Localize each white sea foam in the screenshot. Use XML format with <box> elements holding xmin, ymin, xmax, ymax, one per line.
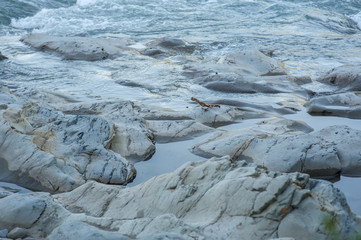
<box><xmin>76</xmin><ymin>0</ymin><xmax>99</xmax><ymax>7</ymax></box>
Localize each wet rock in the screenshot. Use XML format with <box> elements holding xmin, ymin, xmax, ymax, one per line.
<box><xmin>20</xmin><ymin>33</ymin><xmax>133</xmax><ymax>61</ymax></box>
<box><xmin>192</xmin><ymin>118</ymin><xmax>361</xmax><ymax>178</ymax></box>
<box><xmin>141</xmin><ymin>37</ymin><xmax>195</xmax><ymax>57</ymax></box>
<box><xmin>306</xmin><ymin>92</ymin><xmax>361</xmax><ymax>119</ymax></box>
<box><xmin>0</xmin><ymin>51</ymin><xmax>7</xmax><ymax>61</ymax></box>
<box><xmin>0</xmin><ymin>88</ymin><xmax>136</xmax><ymax>192</ymax></box>
<box><xmin>183</xmin><ymin>50</ymin><xmax>310</xmax><ymax>97</ymax></box>
<box><xmin>60</xmin><ymin>101</ymin><xmax>156</xmax><ymax>161</ymax></box>
<box><xmin>2</xmin><ymin>157</ymin><xmax>358</xmax><ymax>240</ymax></box>
<box><xmin>146</xmin><ymin>120</ymin><xmax>212</xmax><ymax>142</ymax></box>
<box><xmin>317</xmin><ymin>64</ymin><xmax>361</xmax><ymax>92</ymax></box>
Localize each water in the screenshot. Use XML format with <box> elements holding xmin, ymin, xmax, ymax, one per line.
<box><xmin>1</xmin><ymin>0</ymin><xmax>361</xmax><ymax>215</ymax></box>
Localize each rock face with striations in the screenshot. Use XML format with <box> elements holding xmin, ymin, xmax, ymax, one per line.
<box><xmin>0</xmin><ymin>157</ymin><xmax>360</xmax><ymax>240</ymax></box>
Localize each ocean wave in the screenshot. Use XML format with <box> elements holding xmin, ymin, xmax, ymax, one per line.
<box><xmin>1</xmin><ymin>0</ymin><xmax>75</xmax><ymax>26</ymax></box>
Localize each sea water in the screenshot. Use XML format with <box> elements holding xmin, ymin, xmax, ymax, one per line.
<box><xmin>1</xmin><ymin>0</ymin><xmax>361</xmax><ymax>215</ymax></box>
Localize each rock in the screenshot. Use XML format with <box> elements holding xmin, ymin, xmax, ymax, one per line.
<box><xmin>0</xmin><ymin>229</ymin><xmax>8</xmax><ymax>238</ymax></box>
<box><xmin>141</xmin><ymin>103</ymin><xmax>282</xmax><ymax>129</ymax></box>
<box><xmin>0</xmin><ymin>88</ymin><xmax>136</xmax><ymax>192</ymax></box>
<box><xmin>305</xmin><ymin>92</ymin><xmax>361</xmax><ymax>119</ymax></box>
<box><xmin>183</xmin><ymin>50</ymin><xmax>310</xmax><ymax>97</ymax></box>
<box><xmin>146</xmin><ymin>120</ymin><xmax>212</xmax><ymax>142</ymax></box>
<box><xmin>7</xmin><ymin>227</ymin><xmax>28</xmax><ymax>239</ymax></box>
<box><xmin>0</xmin><ymin>193</ymin><xmax>46</xmax><ymax>229</ymax></box>
<box><xmin>316</xmin><ymin>64</ymin><xmax>361</xmax><ymax>92</ymax></box>
<box><xmin>221</xmin><ymin>50</ymin><xmax>287</xmax><ymax>76</ymax></box>
<box><xmin>192</xmin><ymin>118</ymin><xmax>361</xmax><ymax>178</ymax></box>
<box><xmin>60</xmin><ymin>100</ymin><xmax>156</xmax><ymax>161</ymax></box>
<box><xmin>20</xmin><ymin>33</ymin><xmax>134</xmax><ymax>61</ymax></box>
<box><xmin>141</xmin><ymin>37</ymin><xmax>195</xmax><ymax>57</ymax></box>
<box><xmin>1</xmin><ymin>157</ymin><xmax>358</xmax><ymax>240</ymax></box>
<box><xmin>47</xmin><ymin>220</ymin><xmax>131</xmax><ymax>240</ymax></box>
<box><xmin>0</xmin><ymin>51</ymin><xmax>7</xmax><ymax>61</ymax></box>
<box><xmin>192</xmin><ymin>118</ymin><xmax>314</xmax><ymax>158</ymax></box>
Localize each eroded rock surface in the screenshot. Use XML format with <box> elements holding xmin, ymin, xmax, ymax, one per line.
<box><xmin>0</xmin><ymin>87</ymin><xmax>136</xmax><ymax>192</ymax></box>
<box><xmin>192</xmin><ymin>118</ymin><xmax>361</xmax><ymax>178</ymax></box>
<box><xmin>0</xmin><ymin>157</ymin><xmax>360</xmax><ymax>240</ymax></box>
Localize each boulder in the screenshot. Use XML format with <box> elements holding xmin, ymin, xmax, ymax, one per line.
<box><xmin>316</xmin><ymin>64</ymin><xmax>361</xmax><ymax>92</ymax></box>
<box><xmin>192</xmin><ymin>118</ymin><xmax>361</xmax><ymax>178</ymax></box>
<box><xmin>20</xmin><ymin>33</ymin><xmax>134</xmax><ymax>61</ymax></box>
<box><xmin>141</xmin><ymin>37</ymin><xmax>195</xmax><ymax>57</ymax></box>
<box><xmin>1</xmin><ymin>157</ymin><xmax>359</xmax><ymax>240</ymax></box>
<box><xmin>305</xmin><ymin>92</ymin><xmax>361</xmax><ymax>119</ymax></box>
<box><xmin>0</xmin><ymin>87</ymin><xmax>136</xmax><ymax>192</ymax></box>
<box><xmin>183</xmin><ymin>50</ymin><xmax>310</xmax><ymax>97</ymax></box>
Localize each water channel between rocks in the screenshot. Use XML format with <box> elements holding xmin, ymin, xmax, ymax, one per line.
<box><xmin>131</xmin><ymin>110</ymin><xmax>361</xmax><ymax>216</ymax></box>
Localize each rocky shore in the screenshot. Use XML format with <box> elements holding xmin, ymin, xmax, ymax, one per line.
<box><xmin>0</xmin><ymin>34</ymin><xmax>361</xmax><ymax>239</ymax></box>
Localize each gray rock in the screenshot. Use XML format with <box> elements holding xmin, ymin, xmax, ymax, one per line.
<box><xmin>0</xmin><ymin>194</ymin><xmax>46</xmax><ymax>229</ymax></box>
<box><xmin>192</xmin><ymin>118</ymin><xmax>361</xmax><ymax>178</ymax></box>
<box><xmin>47</xmin><ymin>220</ymin><xmax>131</xmax><ymax>240</ymax></box>
<box><xmin>20</xmin><ymin>34</ymin><xmax>134</xmax><ymax>61</ymax></box>
<box><xmin>0</xmin><ymin>88</ymin><xmax>136</xmax><ymax>192</ymax></box>
<box><xmin>7</xmin><ymin>227</ymin><xmax>28</xmax><ymax>239</ymax></box>
<box><xmin>146</xmin><ymin>120</ymin><xmax>212</xmax><ymax>142</ymax></box>
<box><xmin>51</xmin><ymin>158</ymin><xmax>361</xmax><ymax>239</ymax></box>
<box><xmin>0</xmin><ymin>51</ymin><xmax>7</xmax><ymax>61</ymax></box>
<box><xmin>317</xmin><ymin>64</ymin><xmax>361</xmax><ymax>92</ymax></box>
<box><xmin>183</xmin><ymin>50</ymin><xmax>310</xmax><ymax>97</ymax></box>
<box><xmin>0</xmin><ymin>157</ymin><xmax>359</xmax><ymax>240</ymax></box>
<box><xmin>0</xmin><ymin>229</ymin><xmax>8</xmax><ymax>238</ymax></box>
<box><xmin>141</xmin><ymin>37</ymin><xmax>195</xmax><ymax>57</ymax></box>
<box><xmin>306</xmin><ymin>92</ymin><xmax>361</xmax><ymax>119</ymax></box>
<box><xmin>59</xmin><ymin>100</ymin><xmax>156</xmax><ymax>161</ymax></box>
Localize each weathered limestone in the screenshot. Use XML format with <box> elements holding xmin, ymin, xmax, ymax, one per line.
<box><xmin>306</xmin><ymin>92</ymin><xmax>361</xmax><ymax>118</ymax></box>
<box><xmin>192</xmin><ymin>118</ymin><xmax>361</xmax><ymax>178</ymax></box>
<box><xmin>0</xmin><ymin>87</ymin><xmax>136</xmax><ymax>192</ymax></box>
<box><xmin>0</xmin><ymin>157</ymin><xmax>359</xmax><ymax>240</ymax></box>
<box><xmin>20</xmin><ymin>33</ymin><xmax>134</xmax><ymax>61</ymax></box>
